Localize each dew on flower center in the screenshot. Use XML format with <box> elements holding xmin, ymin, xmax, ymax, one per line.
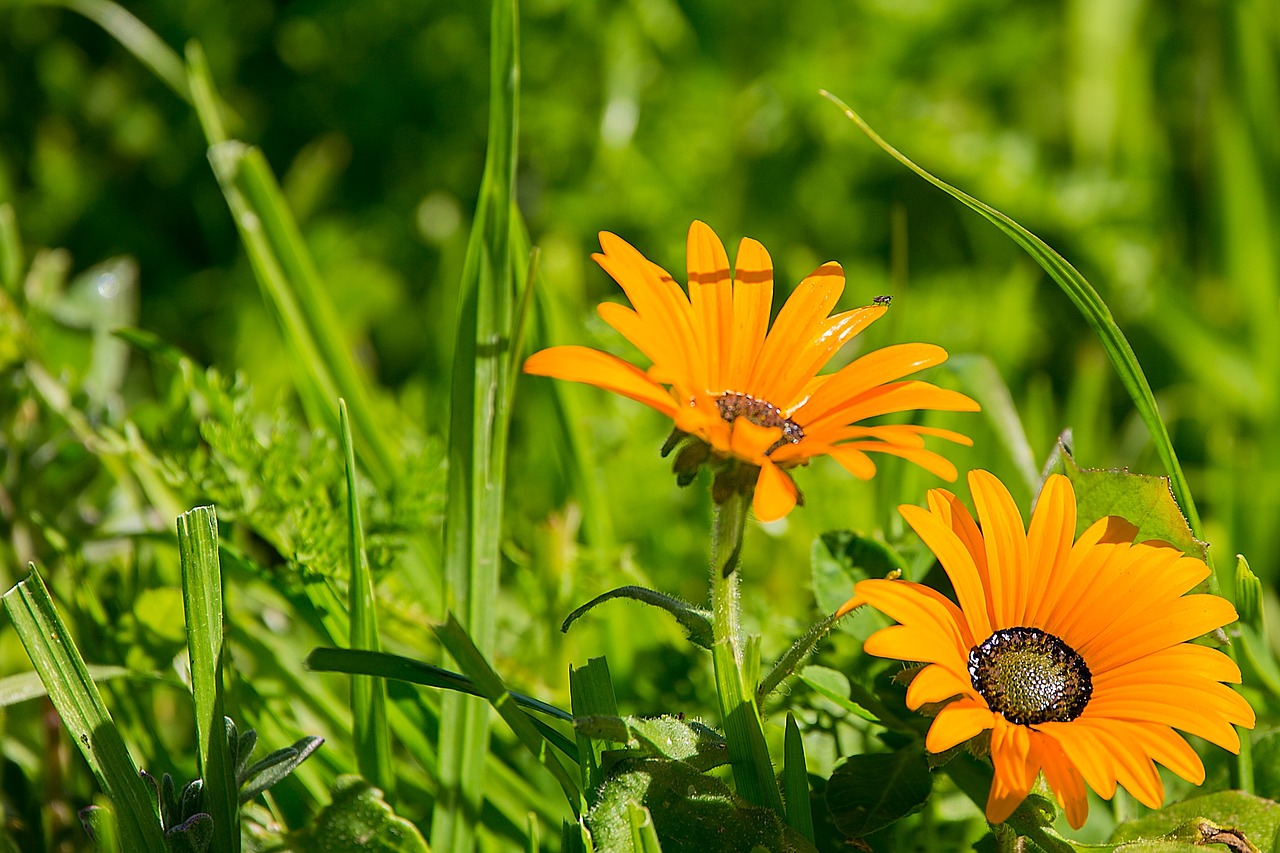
<box><xmin>968</xmin><ymin>627</ymin><xmax>1092</xmax><ymax>726</ymax></box>
<box><xmin>716</xmin><ymin>392</ymin><xmax>805</xmax><ymax>452</ymax></box>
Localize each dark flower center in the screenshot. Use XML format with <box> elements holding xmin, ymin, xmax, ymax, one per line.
<box><xmin>968</xmin><ymin>627</ymin><xmax>1092</xmax><ymax>726</ymax></box>
<box><xmin>716</xmin><ymin>392</ymin><xmax>805</xmax><ymax>451</ymax></box>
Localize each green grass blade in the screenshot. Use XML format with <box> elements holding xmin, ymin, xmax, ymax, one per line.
<box><xmin>782</xmin><ymin>714</ymin><xmax>814</xmax><ymax>843</ymax></box>
<box><xmin>436</xmin><ymin>0</ymin><xmax>520</xmax><ymax>849</ymax></box>
<box><xmin>340</xmin><ymin>399</ymin><xmax>394</xmax><ymax>799</ymax></box>
<box><xmin>627</xmin><ymin>802</ymin><xmax>664</xmax><ymax>853</ymax></box>
<box><xmin>821</xmin><ymin>91</ymin><xmax>1204</xmax><ymax>549</ymax></box>
<box><xmin>176</xmin><ymin>507</ymin><xmax>238</xmax><ymax>853</ymax></box>
<box><xmin>1</xmin><ymin>566</ymin><xmax>165</xmax><ymax>852</ymax></box>
<box><xmin>0</xmin><ymin>203</ymin><xmax>22</xmax><ymax>293</ymax></box>
<box><xmin>434</xmin><ymin>615</ymin><xmax>581</xmax><ymax>815</ymax></box>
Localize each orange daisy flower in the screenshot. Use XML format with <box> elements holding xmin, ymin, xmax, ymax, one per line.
<box><xmin>523</xmin><ymin>221</ymin><xmax>979</xmax><ymax>522</ymax></box>
<box><xmin>847</xmin><ymin>470</ymin><xmax>1255</xmax><ymax>829</ymax></box>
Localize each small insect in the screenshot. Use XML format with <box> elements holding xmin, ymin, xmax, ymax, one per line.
<box><xmin>873</xmin><ymin>295</ymin><xmax>893</xmax><ymax>306</ymax></box>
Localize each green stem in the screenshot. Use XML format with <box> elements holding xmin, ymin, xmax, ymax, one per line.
<box><xmin>710</xmin><ymin>489</ymin><xmax>784</xmax><ymax>813</ymax></box>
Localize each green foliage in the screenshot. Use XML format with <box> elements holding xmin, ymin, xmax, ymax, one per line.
<box><xmin>824</xmin><ymin>748</ymin><xmax>932</xmax><ymax>841</ymax></box>
<box><xmin>1110</xmin><ymin>792</ymin><xmax>1280</xmax><ymax>852</ymax></box>
<box><xmin>290</xmin><ymin>776</ymin><xmax>429</xmax><ymax>853</ymax></box>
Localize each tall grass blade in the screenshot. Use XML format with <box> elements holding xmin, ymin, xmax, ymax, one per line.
<box><xmin>340</xmin><ymin>399</ymin><xmax>394</xmax><ymax>799</ymax></box>
<box><xmin>0</xmin><ymin>203</ymin><xmax>22</xmax><ymax>293</ymax></box>
<box><xmin>176</xmin><ymin>506</ymin><xmax>238</xmax><ymax>853</ymax></box>
<box><xmin>568</xmin><ymin>657</ymin><xmax>621</xmax><ymax>795</ymax></box>
<box><xmin>1</xmin><ymin>566</ymin><xmax>165</xmax><ymax>852</ymax></box>
<box><xmin>435</xmin><ymin>0</ymin><xmax>520</xmax><ymax>848</ymax></box>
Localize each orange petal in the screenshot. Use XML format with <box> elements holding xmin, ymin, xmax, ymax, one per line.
<box><xmin>772</xmin><ymin>306</ymin><xmax>886</xmax><ymax>409</ymax></box>
<box><xmin>846</xmin><ymin>442</ymin><xmax>959</xmax><ymax>481</ymax></box>
<box><xmin>749</xmin><ymin>262</ymin><xmax>845</xmax><ymax>400</ymax></box>
<box><xmin>686</xmin><ymin>221</ymin><xmax>732</xmax><ymax>391</ymax></box>
<box><xmin>804</xmin><ymin>380</ymin><xmax>980</xmax><ymax>433</ymax></box>
<box><xmin>925</xmin><ymin>701</ymin><xmax>995</xmax><ymax>752</ymax></box>
<box><xmin>752</xmin><ymin>459</ymin><xmax>797</xmax><ymax>522</ymax></box>
<box><xmin>796</xmin><ymin>344</ymin><xmax>949</xmax><ymax>428</ymax></box>
<box><xmin>856</xmin><ymin>578</ymin><xmax>975</xmax><ymax>664</ymax></box>
<box><xmin>523</xmin><ymin>346</ymin><xmax>678</xmax><ymax>416</ymax></box>
<box><xmin>927</xmin><ymin>489</ymin><xmax>993</xmax><ymax>597</ymax></box>
<box><xmin>1080</xmin><ymin>594</ymin><xmax>1240</xmax><ymax>673</ymax></box>
<box><xmin>729</xmin><ymin>417</ymin><xmax>783</xmax><ymax>463</ymax></box>
<box><xmin>1081</xmin><ymin>692</ymin><xmax>1244</xmax><ymax>752</ymax></box>
<box><xmin>969</xmin><ymin>470</ymin><xmax>1030</xmax><ymax>629</ymax></box>
<box><xmin>1082</xmin><ymin>719</ymin><xmax>1164</xmax><ymax>809</ymax></box>
<box><xmin>1022</xmin><ymin>474</ymin><xmax>1077</xmax><ymax>628</ymax></box>
<box><xmin>1035</xmin><ymin>720</ymin><xmax>1117</xmax><ymax>799</ymax></box>
<box><xmin>906</xmin><ymin>663</ymin><xmax>976</xmax><ymax>710</ymax></box>
<box><xmin>826</xmin><ymin>445</ymin><xmax>877</xmax><ymax>479</ymax></box>
<box><xmin>597</xmin><ymin>302</ymin><xmax>672</xmax><ymax>370</ymax></box>
<box><xmin>987</xmin><ymin>720</ymin><xmax>1038</xmax><ymax>824</ymax></box>
<box><xmin>1035</xmin><ymin>732</ymin><xmax>1089</xmax><ymax>829</ymax></box>
<box><xmin>727</xmin><ymin>237</ymin><xmax>773</xmax><ymax>391</ymax></box>
<box><xmin>1093</xmin><ymin>642</ymin><xmax>1241</xmax><ymax>688</ymax></box>
<box><xmin>899</xmin><ymin>504</ymin><xmax>993</xmax><ymax>644</ymax></box>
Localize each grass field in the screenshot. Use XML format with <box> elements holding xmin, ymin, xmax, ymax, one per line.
<box><xmin>1</xmin><ymin>1</ymin><xmax>1278</xmax><ymax>850</ymax></box>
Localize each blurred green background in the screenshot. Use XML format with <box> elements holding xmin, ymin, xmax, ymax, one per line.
<box><xmin>1</xmin><ymin>0</ymin><xmax>1278</xmax><ymax>848</ymax></box>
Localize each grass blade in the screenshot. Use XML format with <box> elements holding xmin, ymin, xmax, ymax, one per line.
<box><xmin>435</xmin><ymin>0</ymin><xmax>520</xmax><ymax>848</ymax></box>
<box><xmin>568</xmin><ymin>657</ymin><xmax>620</xmax><ymax>796</ymax></box>
<box><xmin>782</xmin><ymin>714</ymin><xmax>814</xmax><ymax>843</ymax></box>
<box><xmin>45</xmin><ymin>0</ymin><xmax>190</xmax><ymax>103</ymax></box>
<box><xmin>0</xmin><ymin>203</ymin><xmax>22</xmax><ymax>293</ymax></box>
<box><xmin>341</xmin><ymin>399</ymin><xmax>394</xmax><ymax>798</ymax></box>
<box><xmin>176</xmin><ymin>506</ymin><xmax>238</xmax><ymax>853</ymax></box>
<box><xmin>1</xmin><ymin>566</ymin><xmax>165</xmax><ymax>852</ymax></box>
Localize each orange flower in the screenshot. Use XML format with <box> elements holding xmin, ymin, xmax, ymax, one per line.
<box><xmin>848</xmin><ymin>470</ymin><xmax>1255</xmax><ymax>829</ymax></box>
<box><xmin>523</xmin><ymin>221</ymin><xmax>978</xmax><ymax>521</ymax></box>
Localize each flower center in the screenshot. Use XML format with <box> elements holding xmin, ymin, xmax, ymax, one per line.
<box><xmin>968</xmin><ymin>627</ymin><xmax>1092</xmax><ymax>726</ymax></box>
<box><xmin>716</xmin><ymin>392</ymin><xmax>805</xmax><ymax>451</ymax></box>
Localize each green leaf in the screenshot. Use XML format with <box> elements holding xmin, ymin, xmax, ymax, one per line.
<box><xmin>1110</xmin><ymin>791</ymin><xmax>1280</xmax><ymax>851</ymax></box>
<box><xmin>570</xmin><ymin>657</ymin><xmax>622</xmax><ymax>796</ymax></box>
<box><xmin>562</xmin><ymin>586</ymin><xmax>714</xmax><ymax>650</ymax></box>
<box><xmin>574</xmin><ymin>715</ymin><xmax>728</xmax><ymax>772</ymax></box>
<box><xmin>1055</xmin><ymin>441</ymin><xmax>1206</xmax><ymax>560</ymax></box>
<box><xmin>1250</xmin><ymin>731</ymin><xmax>1280</xmax><ymax>803</ymax></box>
<box><xmin>795</xmin><ymin>666</ymin><xmax>878</xmax><ymax>723</ymax></box>
<box><xmin>1</xmin><ymin>566</ymin><xmax>166</xmax><ymax>852</ymax></box>
<box><xmin>176</xmin><ymin>506</ymin><xmax>238</xmax><ymax>853</ymax></box>
<box><xmin>0</xmin><ymin>665</ymin><xmax>134</xmax><ymax>708</ymax></box>
<box><xmin>824</xmin><ymin>747</ymin><xmax>932</xmax><ymax>839</ymax></box>
<box><xmin>587</xmin><ymin>758</ymin><xmax>816</xmax><ymax>853</ymax></box>
<box><xmin>810</xmin><ymin>530</ymin><xmax>906</xmax><ymax>618</ymax></box>
<box><xmin>295</xmin><ymin>776</ymin><xmax>430</xmax><ymax>853</ymax></box>
<box><xmin>627</xmin><ymin>802</ymin><xmax>664</xmax><ymax>853</ymax></box>
<box><xmin>239</xmin><ymin>736</ymin><xmax>324</xmax><ymax>803</ymax></box>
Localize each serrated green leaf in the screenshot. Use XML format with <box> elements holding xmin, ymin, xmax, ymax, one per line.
<box><xmin>824</xmin><ymin>747</ymin><xmax>932</xmax><ymax>839</ymax></box>
<box><xmin>295</xmin><ymin>776</ymin><xmax>430</xmax><ymax>853</ymax></box>
<box><xmin>1056</xmin><ymin>442</ymin><xmax>1206</xmax><ymax>559</ymax></box>
<box><xmin>587</xmin><ymin>758</ymin><xmax>816</xmax><ymax>853</ymax></box>
<box><xmin>1110</xmin><ymin>791</ymin><xmax>1280</xmax><ymax>850</ymax></box>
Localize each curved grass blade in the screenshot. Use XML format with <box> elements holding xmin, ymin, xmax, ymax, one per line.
<box><xmin>2</xmin><ymin>566</ymin><xmax>166</xmax><ymax>852</ymax></box>
<box><xmin>820</xmin><ymin>91</ymin><xmax>1203</xmax><ymax>557</ymax></box>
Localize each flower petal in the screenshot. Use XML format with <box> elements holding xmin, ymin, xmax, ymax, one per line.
<box><xmin>986</xmin><ymin>719</ymin><xmax>1038</xmax><ymax>824</ymax></box>
<box><xmin>969</xmin><ymin>470</ymin><xmax>1030</xmax><ymax>629</ymax></box>
<box><xmin>1036</xmin><ymin>733</ymin><xmax>1089</xmax><ymax>829</ymax></box>
<box><xmin>753</xmin><ymin>459</ymin><xmax>798</xmax><ymax>522</ymax></box>
<box><xmin>855</xmin><ymin>578</ymin><xmax>974</xmax><ymax>667</ymax></box>
<box><xmin>727</xmin><ymin>237</ymin><xmax>773</xmax><ymax>391</ymax></box>
<box><xmin>899</xmin><ymin>504</ymin><xmax>993</xmax><ymax>643</ymax></box>
<box><xmin>1022</xmin><ymin>474</ymin><xmax>1076</xmax><ymax>628</ymax></box>
<box><xmin>523</xmin><ymin>346</ymin><xmax>678</xmax><ymax>416</ymax></box>
<box><xmin>906</xmin><ymin>663</ymin><xmax>976</xmax><ymax>710</ymax></box>
<box><xmin>749</xmin><ymin>262</ymin><xmax>845</xmax><ymax>401</ymax></box>
<box><xmin>796</xmin><ymin>344</ymin><xmax>949</xmax><ymax>428</ymax></box>
<box><xmin>686</xmin><ymin>221</ymin><xmax>733</xmax><ymax>391</ymax></box>
<box><xmin>925</xmin><ymin>701</ymin><xmax>996</xmax><ymax>752</ymax></box>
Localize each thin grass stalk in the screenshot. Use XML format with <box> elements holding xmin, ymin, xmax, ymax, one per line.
<box><xmin>709</xmin><ymin>491</ymin><xmax>783</xmax><ymax>812</ymax></box>
<box><xmin>340</xmin><ymin>400</ymin><xmax>394</xmax><ymax>799</ymax></box>
<box><xmin>176</xmin><ymin>507</ymin><xmax>238</xmax><ymax>852</ymax></box>
<box><xmin>434</xmin><ymin>0</ymin><xmax>520</xmax><ymax>848</ymax></box>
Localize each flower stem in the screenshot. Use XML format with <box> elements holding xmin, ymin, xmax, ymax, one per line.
<box><xmin>710</xmin><ymin>488</ymin><xmax>784</xmax><ymax>812</ymax></box>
